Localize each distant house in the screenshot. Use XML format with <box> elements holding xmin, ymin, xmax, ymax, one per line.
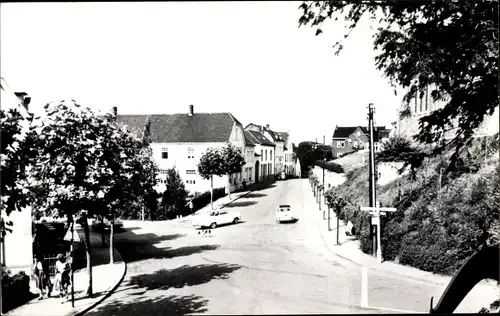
<box><xmin>243</xmin><ymin>129</ymin><xmax>276</xmax><ymax>182</ymax></box>
<box><xmin>279</xmin><ymin>131</ymin><xmax>295</xmax><ymax>177</ymax></box>
<box><xmin>115</xmin><ymin>105</ymin><xmax>246</xmax><ymax>195</ymax></box>
<box><xmin>245</xmin><ymin>123</ymin><xmax>286</xmax><ymax>177</ymax></box>
<box><xmin>0</xmin><ymin>77</ymin><xmax>33</xmax><ymax>275</ymax></box>
<box><xmin>242</xmin><ymin>131</ymin><xmax>256</xmax><ymax>186</ymax></box>
<box><xmin>331</xmin><ymin>126</ymin><xmax>390</xmax><ymax>158</ymax></box>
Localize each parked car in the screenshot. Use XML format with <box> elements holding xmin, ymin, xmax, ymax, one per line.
<box><xmin>192</xmin><ymin>210</ymin><xmax>241</xmax><ymax>229</ymax></box>
<box><xmin>276</xmin><ymin>205</ymin><xmax>296</xmax><ymax>223</ymax></box>
<box><xmin>91</xmin><ymin>217</ymin><xmax>124</xmax><ymax>232</ymax></box>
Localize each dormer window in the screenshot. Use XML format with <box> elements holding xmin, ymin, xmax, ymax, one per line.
<box><xmin>161</xmin><ymin>148</ymin><xmax>168</xmax><ymax>159</ymax></box>
<box><xmin>188</xmin><ymin>147</ymin><xmax>194</xmax><ymax>159</ymax></box>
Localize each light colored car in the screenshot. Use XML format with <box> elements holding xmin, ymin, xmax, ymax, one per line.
<box><xmin>276</xmin><ymin>205</ymin><xmax>296</xmax><ymax>223</ymax></box>
<box><xmin>192</xmin><ymin>210</ymin><xmax>241</xmax><ymax>229</ymax></box>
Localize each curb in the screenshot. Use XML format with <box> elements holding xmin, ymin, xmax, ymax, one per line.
<box><xmin>219</xmin><ymin>191</ymin><xmax>253</xmax><ymax>209</ymax></box>
<box><xmin>72</xmin><ymin>247</ymin><xmax>127</xmax><ymax>316</ymax></box>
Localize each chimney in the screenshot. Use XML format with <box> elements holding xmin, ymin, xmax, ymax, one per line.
<box><xmin>15</xmin><ymin>92</ymin><xmax>30</xmax><ymax>111</ymax></box>
<box><xmin>266</xmin><ymin>124</ymin><xmax>270</xmax><ymax>129</ymax></box>
<box><xmin>189</xmin><ymin>104</ymin><xmax>194</xmax><ymax>116</ymax></box>
<box><xmin>112</xmin><ymin>106</ymin><xmax>118</xmax><ymax>117</ymax></box>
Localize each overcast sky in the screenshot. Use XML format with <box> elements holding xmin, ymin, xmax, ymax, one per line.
<box><xmin>1</xmin><ymin>2</ymin><xmax>403</xmax><ymax>144</ymax></box>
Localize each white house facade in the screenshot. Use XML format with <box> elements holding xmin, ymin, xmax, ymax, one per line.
<box><xmin>116</xmin><ymin>105</ymin><xmax>246</xmax><ymax>195</ymax></box>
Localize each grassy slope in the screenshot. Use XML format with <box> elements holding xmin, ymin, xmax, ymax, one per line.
<box><xmin>336</xmin><ymin>135</ymin><xmax>499</xmax><ymax>276</ymax></box>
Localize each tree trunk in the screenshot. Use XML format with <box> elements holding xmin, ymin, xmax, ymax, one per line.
<box><xmin>228</xmin><ymin>174</ymin><xmax>232</xmax><ymax>200</ymax></box>
<box><xmin>100</xmin><ymin>216</ymin><xmax>105</xmax><ymax>248</ymax></box>
<box><xmin>210</xmin><ymin>175</ymin><xmax>214</xmax><ymax>210</ymax></box>
<box><xmin>81</xmin><ymin>214</ymin><xmax>93</xmax><ymax>297</ymax></box>
<box><xmin>109</xmin><ymin>213</ymin><xmax>114</xmax><ymax>264</ymax></box>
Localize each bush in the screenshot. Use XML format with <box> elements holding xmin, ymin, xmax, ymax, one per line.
<box><xmin>332</xmin><ymin>137</ymin><xmax>499</xmax><ymax>275</ymax></box>
<box><xmin>191</xmin><ymin>188</ymin><xmax>226</xmax><ymax>213</ymax></box>
<box><xmin>1</xmin><ymin>268</ymin><xmax>34</xmax><ymax>313</ymax></box>
<box><xmin>315</xmin><ymin>160</ymin><xmax>344</xmax><ymax>173</ymax></box>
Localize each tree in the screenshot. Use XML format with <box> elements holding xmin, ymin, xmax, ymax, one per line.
<box><xmin>220</xmin><ymin>142</ymin><xmax>246</xmax><ymax>200</ymax></box>
<box><xmin>0</xmin><ymin>106</ymin><xmax>35</xmax><ymax>235</ymax></box>
<box><xmin>26</xmin><ymin>100</ymin><xmax>158</xmax><ymax>296</ymax></box>
<box><xmin>198</xmin><ymin>142</ymin><xmax>245</xmax><ymax>209</ymax></box>
<box><xmin>296</xmin><ymin>142</ymin><xmax>316</xmax><ymax>175</ymax></box>
<box><xmin>298</xmin><ymin>1</ymin><xmax>498</xmax><ymax>169</ymax></box>
<box><xmin>325</xmin><ymin>187</ymin><xmax>348</xmax><ymax>217</ymax></box>
<box><xmin>160</xmin><ymin>168</ymin><xmax>188</xmax><ymax>220</ymax></box>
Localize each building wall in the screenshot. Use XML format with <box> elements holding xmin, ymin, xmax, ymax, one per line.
<box><xmin>151</xmin><ymin>123</ymin><xmax>247</xmax><ymax>194</ymax></box>
<box><xmin>253</xmin><ymin>143</ymin><xmax>274</xmax><ymax>181</ymax></box>
<box><xmin>274</xmin><ymin>141</ymin><xmax>284</xmax><ymax>174</ymax></box>
<box><xmin>395</xmin><ymin>85</ymin><xmax>499</xmax><ymax>141</ymax></box>
<box><xmin>2</xmin><ymin>206</ymin><xmax>33</xmax><ymax>275</ymax></box>
<box><xmin>242</xmin><ymin>145</ymin><xmax>256</xmax><ymax>185</ymax></box>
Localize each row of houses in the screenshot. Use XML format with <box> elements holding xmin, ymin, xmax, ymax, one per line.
<box><xmin>114</xmin><ymin>104</ymin><xmax>300</xmax><ymax>196</ymax></box>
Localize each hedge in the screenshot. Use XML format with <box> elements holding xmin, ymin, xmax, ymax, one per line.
<box><xmin>191</xmin><ymin>187</ymin><xmax>226</xmax><ymax>213</ymax></box>
<box><xmin>1</xmin><ymin>269</ymin><xmax>35</xmax><ymax>313</ymax></box>
<box><xmin>314</xmin><ymin>160</ymin><xmax>344</xmax><ymax>173</ymax></box>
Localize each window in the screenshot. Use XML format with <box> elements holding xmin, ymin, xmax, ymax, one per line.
<box><xmin>159</xmin><ymin>169</ymin><xmax>168</xmax><ymax>175</ymax></box>
<box><xmin>186</xmin><ymin>180</ymin><xmax>196</xmax><ymax>184</ymax></box>
<box><xmin>265</xmin><ymin>150</ymin><xmax>267</xmax><ymax>161</ymax></box>
<box><xmin>357</xmin><ymin>131</ymin><xmax>361</xmax><ymax>136</ymax></box>
<box><xmin>337</xmin><ymin>141</ymin><xmax>345</xmax><ymax>148</ymax></box>
<box><xmin>161</xmin><ymin>148</ymin><xmax>168</xmax><ymax>159</ymax></box>
<box><xmin>187</xmin><ymin>147</ymin><xmax>194</xmax><ymax>159</ymax></box>
<box><xmin>186</xmin><ymin>170</ymin><xmax>196</xmax><ymax>175</ymax></box>
<box><xmin>270</xmin><ymin>150</ymin><xmax>273</xmax><ymax>159</ymax></box>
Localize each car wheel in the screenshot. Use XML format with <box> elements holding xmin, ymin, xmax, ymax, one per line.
<box><xmin>210</xmin><ymin>222</ymin><xmax>217</xmax><ymax>229</ymax></box>
<box><xmin>233</xmin><ymin>217</ymin><xmax>239</xmax><ymax>224</ymax></box>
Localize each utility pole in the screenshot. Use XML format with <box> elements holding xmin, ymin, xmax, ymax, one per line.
<box><xmin>322</xmin><ymin>135</ymin><xmax>325</xmax><ymax>186</ymax></box>
<box><xmin>368</xmin><ymin>103</ymin><xmax>377</xmax><ymax>257</ymax></box>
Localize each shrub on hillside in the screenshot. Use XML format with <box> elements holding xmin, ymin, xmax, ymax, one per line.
<box><xmin>315</xmin><ymin>160</ymin><xmax>344</xmax><ymax>173</ymax></box>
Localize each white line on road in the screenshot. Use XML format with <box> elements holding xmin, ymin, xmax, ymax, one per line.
<box><xmin>361</xmin><ymin>266</ymin><xmax>368</xmax><ymax>308</ymax></box>
<box><xmin>366</xmin><ymin>305</ymin><xmax>424</xmax><ymax>314</ymax></box>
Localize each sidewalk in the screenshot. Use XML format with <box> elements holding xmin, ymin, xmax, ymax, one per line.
<box><xmin>7</xmin><ymin>230</ymin><xmax>126</xmax><ymax>316</ymax></box>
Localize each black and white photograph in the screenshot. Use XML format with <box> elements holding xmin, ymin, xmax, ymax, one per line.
<box><xmin>0</xmin><ymin>1</ymin><xmax>499</xmax><ymax>315</ymax></box>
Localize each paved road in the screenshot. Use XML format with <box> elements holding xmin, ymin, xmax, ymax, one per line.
<box><xmin>85</xmin><ymin>179</ymin><xmax>450</xmax><ymax>315</ymax></box>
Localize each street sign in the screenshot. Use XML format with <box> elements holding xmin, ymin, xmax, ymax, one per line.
<box><xmin>361</xmin><ymin>206</ymin><xmax>397</xmax><ymax>212</ymax></box>
<box><xmin>64</xmin><ymin>228</ymin><xmax>80</xmax><ymax>242</ymax></box>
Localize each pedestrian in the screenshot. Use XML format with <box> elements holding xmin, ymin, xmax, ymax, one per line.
<box><xmin>33</xmin><ymin>256</ymin><xmax>52</xmax><ymax>299</ymax></box>
<box><xmin>185</xmin><ymin>197</ymin><xmax>194</xmax><ymax>215</ymax></box>
<box><xmin>55</xmin><ymin>253</ymin><xmax>71</xmax><ymax>298</ymax></box>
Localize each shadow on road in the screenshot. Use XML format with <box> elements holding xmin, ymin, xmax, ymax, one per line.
<box><xmin>84</xmin><ymin>294</ymin><xmax>209</xmax><ymax>316</ymax></box>
<box><xmin>116</xmin><ymin>241</ymin><xmax>219</xmax><ymax>264</ymax></box>
<box><xmin>241</xmin><ymin>192</ymin><xmax>267</xmax><ymax>198</ymax></box>
<box><xmin>224</xmin><ymin>200</ymin><xmax>258</xmax><ymax>208</ymax></box>
<box><xmin>128</xmin><ymin>263</ymin><xmax>242</xmax><ymax>290</ymax></box>
<box><xmin>248</xmin><ymin>182</ymin><xmax>277</xmax><ymax>191</ymax></box>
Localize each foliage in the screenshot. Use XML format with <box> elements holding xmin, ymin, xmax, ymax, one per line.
<box><xmin>198</xmin><ymin>142</ymin><xmax>245</xmax><ymax>179</ymax></box>
<box><xmin>159</xmin><ymin>168</ymin><xmax>188</xmax><ymax>220</ymax></box>
<box><xmin>1</xmin><ymin>268</ymin><xmax>33</xmax><ymax>313</ymax></box>
<box><xmin>315</xmin><ymin>160</ymin><xmax>344</xmax><ymax>173</ymax></box>
<box><xmin>334</xmin><ymin>137</ymin><xmax>499</xmax><ymax>275</ymax></box>
<box><xmin>1</xmin><ymin>106</ymin><xmax>35</xmax><ymax>236</ymax></box>
<box><xmin>324</xmin><ymin>186</ymin><xmax>347</xmax><ymax>216</ymax></box>
<box><xmin>26</xmin><ymin>100</ymin><xmax>158</xmax><ymax>221</ymax></box>
<box><xmin>298</xmin><ymin>1</ymin><xmax>499</xmax><ymax>170</ymax></box>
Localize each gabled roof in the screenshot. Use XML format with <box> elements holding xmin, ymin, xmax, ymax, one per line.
<box><xmin>244</xmin><ymin>131</ymin><xmax>256</xmax><ymax>147</ymax></box>
<box><xmin>264</xmin><ymin>128</ymin><xmax>284</xmax><ymax>142</ymax></box>
<box><xmin>115</xmin><ymin>113</ymin><xmax>238</xmax><ymax>143</ymax></box>
<box><xmin>246</xmin><ymin>130</ymin><xmax>275</xmax><ymax>147</ymax></box>
<box><xmin>332</xmin><ymin>127</ymin><xmax>359</xmax><ymax>139</ymax></box>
